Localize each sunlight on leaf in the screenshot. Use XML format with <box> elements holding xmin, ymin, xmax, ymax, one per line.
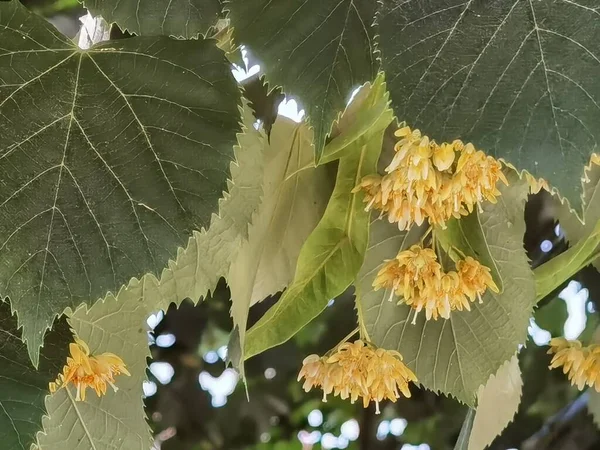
<box><xmin>228</xmin><ymin>0</ymin><xmax>378</xmax><ymax>160</ymax></box>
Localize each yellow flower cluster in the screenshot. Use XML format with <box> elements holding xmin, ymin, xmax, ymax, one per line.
<box><xmin>354</xmin><ymin>125</ymin><xmax>508</xmax><ymax>230</ymax></box>
<box><xmin>49</xmin><ymin>338</ymin><xmax>130</xmax><ymax>401</ymax></box>
<box><xmin>297</xmin><ymin>340</ymin><xmax>417</xmax><ymax>414</ymax></box>
<box><xmin>373</xmin><ymin>245</ymin><xmax>498</xmax><ymax>323</ymax></box>
<box><xmin>548</xmin><ymin>337</ymin><xmax>600</xmax><ymax>391</ymax></box>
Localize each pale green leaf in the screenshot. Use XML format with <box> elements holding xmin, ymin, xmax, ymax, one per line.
<box><xmin>36</xmin><ymin>109</ymin><xmax>265</xmax><ymax>450</ymax></box>
<box><xmin>0</xmin><ymin>301</ymin><xmax>70</xmax><ymax>450</ymax></box>
<box><xmin>377</xmin><ymin>0</ymin><xmax>600</xmax><ymax>210</ymax></box>
<box><xmin>358</xmin><ymin>175</ymin><xmax>535</xmax><ymax>405</ymax></box>
<box><xmin>0</xmin><ymin>0</ymin><xmax>241</xmax><ymax>364</ymax></box>
<box><xmin>322</xmin><ymin>73</ymin><xmax>393</xmax><ymax>164</ymax></box>
<box><xmin>454</xmin><ymin>409</ymin><xmax>475</xmax><ymax>450</ymax></box>
<box><xmin>227</xmin><ymin>0</ymin><xmax>379</xmax><ymax>160</ymax></box>
<box><xmin>228</xmin><ymin>117</ymin><xmax>332</xmax><ymax>373</ymax></box>
<box><xmin>242</xmin><ymin>126</ymin><xmax>386</xmax><ymax>360</ymax></box>
<box><xmin>37</xmin><ymin>284</ymin><xmax>153</xmax><ymax>450</ymax></box>
<box><xmin>469</xmin><ymin>355</ymin><xmax>522</xmax><ymax>450</ymax></box>
<box><xmin>85</xmin><ymin>0</ymin><xmax>223</xmax><ymax>38</ymax></box>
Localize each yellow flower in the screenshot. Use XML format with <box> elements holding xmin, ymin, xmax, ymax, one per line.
<box><xmin>455</xmin><ymin>148</ymin><xmax>508</xmax><ymax>209</ymax></box>
<box><xmin>548</xmin><ymin>339</ymin><xmax>600</xmax><ymax>391</ymax></box>
<box><xmin>49</xmin><ymin>338</ymin><xmax>130</xmax><ymax>401</ymax></box>
<box><xmin>438</xmin><ymin>271</ymin><xmax>470</xmax><ymax>312</ymax></box>
<box><xmin>297</xmin><ymin>354</ymin><xmax>327</xmax><ymax>393</ymax></box>
<box><xmin>548</xmin><ymin>338</ymin><xmax>589</xmax><ymax>389</ymax></box>
<box><xmin>352</xmin><ymin>174</ymin><xmax>387</xmax><ymax>213</ymax></box>
<box><xmin>432</xmin><ymin>142</ymin><xmax>456</xmax><ymax>171</ymax></box>
<box><xmin>456</xmin><ymin>256</ymin><xmax>499</xmax><ymax>303</ymax></box>
<box><xmin>373</xmin><ymin>245</ymin><xmax>454</xmax><ymax>323</ymax></box>
<box><xmin>581</xmin><ymin>346</ymin><xmax>600</xmax><ymax>391</ymax></box>
<box><xmin>354</xmin><ymin>124</ymin><xmax>508</xmax><ymax>231</ymax></box>
<box><xmin>298</xmin><ymin>340</ymin><xmax>417</xmax><ymax>413</ymax></box>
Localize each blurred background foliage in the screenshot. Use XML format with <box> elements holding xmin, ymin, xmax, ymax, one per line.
<box><xmin>19</xmin><ymin>0</ymin><xmax>600</xmax><ymax>448</ymax></box>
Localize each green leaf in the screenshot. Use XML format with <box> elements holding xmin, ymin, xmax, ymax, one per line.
<box><xmin>0</xmin><ymin>301</ymin><xmax>70</xmax><ymax>450</ymax></box>
<box><xmin>114</xmin><ymin>104</ymin><xmax>265</xmax><ymax>315</ymax></box>
<box><xmin>358</xmin><ymin>174</ymin><xmax>535</xmax><ymax>405</ymax></box>
<box><xmin>36</xmin><ymin>284</ymin><xmax>153</xmax><ymax>450</ymax></box>
<box><xmin>227</xmin><ymin>0</ymin><xmax>379</xmax><ymax>160</ymax></box>
<box><xmin>435</xmin><ymin>206</ymin><xmax>504</xmax><ymax>293</ymax></box>
<box><xmin>454</xmin><ymin>409</ymin><xmax>475</xmax><ymax>450</ymax></box>
<box><xmin>0</xmin><ymin>0</ymin><xmax>241</xmax><ymax>364</ymax></box>
<box><xmin>377</xmin><ymin>0</ymin><xmax>600</xmax><ymax>210</ymax></box>
<box><xmin>36</xmin><ymin>107</ymin><xmax>265</xmax><ymax>450</ymax></box>
<box><xmin>242</xmin><ymin>126</ymin><xmax>386</xmax><ymax>361</ymax></box>
<box><xmin>469</xmin><ymin>355</ymin><xmax>522</xmax><ymax>450</ymax></box>
<box><xmin>85</xmin><ymin>0</ymin><xmax>223</xmax><ymax>38</ymax></box>
<box><xmin>534</xmin><ymin>219</ymin><xmax>600</xmax><ymax>301</ymax></box>
<box><xmin>322</xmin><ymin>73</ymin><xmax>393</xmax><ymax>164</ymax></box>
<box><xmin>229</xmin><ymin>117</ymin><xmax>332</xmax><ymax>374</ymax></box>
<box><xmin>241</xmin><ymin>75</ymin><xmax>284</xmax><ymax>138</ymax></box>
<box><xmin>589</xmin><ymin>389</ymin><xmax>600</xmax><ymax>428</ymax></box>
<box><xmin>557</xmin><ymin>161</ymin><xmax>600</xmax><ymax>270</ymax></box>
<box><xmin>535</xmin><ymin>298</ymin><xmax>568</xmax><ymax>337</ymax></box>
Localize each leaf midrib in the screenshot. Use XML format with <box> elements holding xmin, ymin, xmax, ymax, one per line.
<box><xmin>246</xmin><ymin>144</ymin><xmax>369</xmax><ymax>342</ymax></box>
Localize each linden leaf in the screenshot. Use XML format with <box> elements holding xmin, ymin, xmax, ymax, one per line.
<box><xmin>36</xmin><ymin>107</ymin><xmax>265</xmax><ymax>450</ymax></box>
<box><xmin>0</xmin><ymin>0</ymin><xmax>241</xmax><ymax>364</ymax></box>
<box><xmin>377</xmin><ymin>0</ymin><xmax>600</xmax><ymax>211</ymax></box>
<box><xmin>241</xmin><ymin>124</ymin><xmax>386</xmax><ymax>361</ymax></box>
<box><xmin>454</xmin><ymin>409</ymin><xmax>475</xmax><ymax>450</ymax></box>
<box><xmin>36</xmin><ymin>285</ymin><xmax>153</xmax><ymax>450</ymax></box>
<box><xmin>228</xmin><ymin>117</ymin><xmax>333</xmax><ymax>376</ymax></box>
<box><xmin>322</xmin><ymin>73</ymin><xmax>394</xmax><ymax>165</ymax></box>
<box><xmin>557</xmin><ymin>160</ymin><xmax>600</xmax><ymax>271</ymax></box>
<box><xmin>469</xmin><ymin>355</ymin><xmax>522</xmax><ymax>450</ymax></box>
<box><xmin>85</xmin><ymin>0</ymin><xmax>223</xmax><ymax>38</ymax></box>
<box><xmin>227</xmin><ymin>0</ymin><xmax>379</xmax><ymax>160</ymax></box>
<box><xmin>357</xmin><ymin>173</ymin><xmax>535</xmax><ymax>405</ymax></box>
<box><xmin>0</xmin><ymin>301</ymin><xmax>70</xmax><ymax>450</ymax></box>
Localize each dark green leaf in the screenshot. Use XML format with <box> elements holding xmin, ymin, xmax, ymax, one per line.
<box><xmin>0</xmin><ymin>300</ymin><xmax>70</xmax><ymax>450</ymax></box>
<box><xmin>0</xmin><ymin>0</ymin><xmax>241</xmax><ymax>364</ymax></box>
<box><xmin>358</xmin><ymin>174</ymin><xmax>535</xmax><ymax>404</ymax></box>
<box><xmin>377</xmin><ymin>0</ymin><xmax>600</xmax><ymax>210</ymax></box>
<box><xmin>228</xmin><ymin>0</ymin><xmax>379</xmax><ymax>160</ymax></box>
<box><xmin>242</xmin><ymin>126</ymin><xmax>385</xmax><ymax>360</ymax></box>
<box><xmin>241</xmin><ymin>75</ymin><xmax>284</xmax><ymax>137</ymax></box>
<box><xmin>535</xmin><ymin>298</ymin><xmax>568</xmax><ymax>337</ymax></box>
<box><xmin>85</xmin><ymin>0</ymin><xmax>223</xmax><ymax>38</ymax></box>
